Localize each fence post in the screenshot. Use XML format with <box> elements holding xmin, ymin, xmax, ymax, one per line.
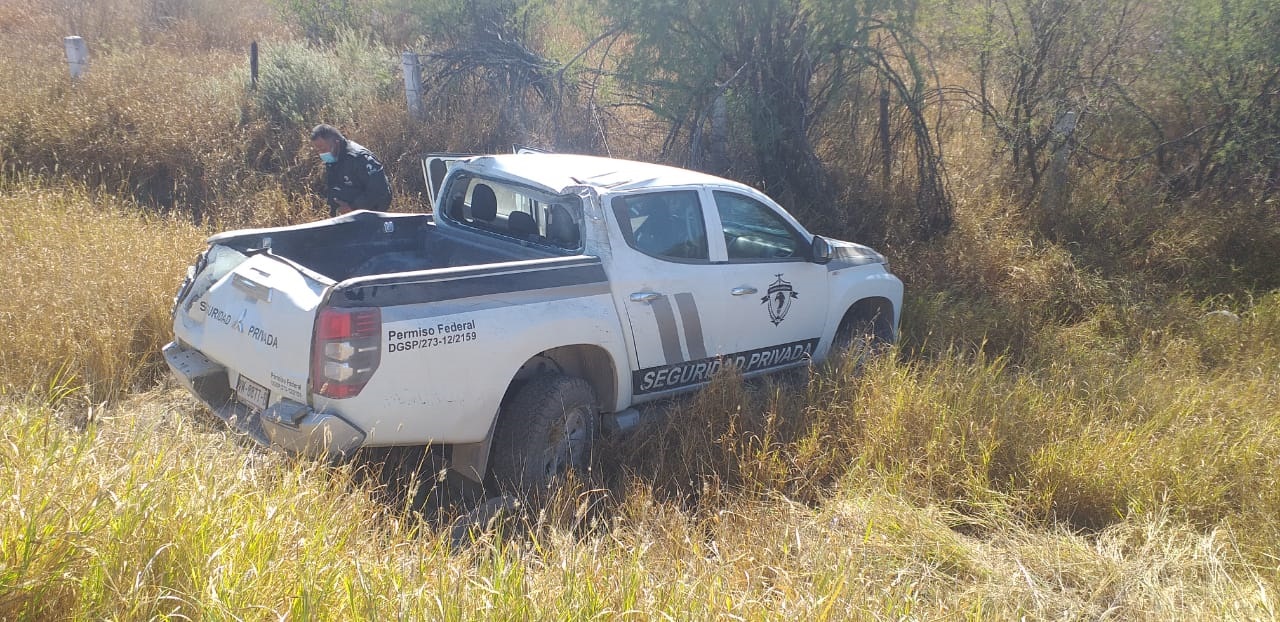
<box><xmin>709</xmin><ymin>94</ymin><xmax>728</xmax><ymax>174</ymax></box>
<box><xmin>401</xmin><ymin>51</ymin><xmax>423</xmax><ymax>118</ymax></box>
<box><xmin>250</xmin><ymin>41</ymin><xmax>259</xmax><ymax>90</ymax></box>
<box><xmin>64</xmin><ymin>36</ymin><xmax>89</xmax><ymax>79</ymax></box>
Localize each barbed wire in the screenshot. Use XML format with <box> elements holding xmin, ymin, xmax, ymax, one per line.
<box><xmin>0</xmin><ymin>55</ymin><xmax>61</xmax><ymax>65</ymax></box>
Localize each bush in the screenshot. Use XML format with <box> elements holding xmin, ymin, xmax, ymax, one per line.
<box><xmin>251</xmin><ymin>31</ymin><xmax>400</xmax><ymax>128</ymax></box>
<box><xmin>253</xmin><ymin>40</ymin><xmax>348</xmax><ymax>129</ymax></box>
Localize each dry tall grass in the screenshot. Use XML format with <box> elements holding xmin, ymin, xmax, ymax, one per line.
<box><xmin>3</xmin><ymin>0</ymin><xmax>1279</xmax><ymax>618</ymax></box>
<box><xmin>2</xmin><ymin>362</ymin><xmax>1276</xmax><ymax>619</ymax></box>
<box><xmin>0</xmin><ymin>183</ymin><xmax>205</xmax><ymax>404</ymax></box>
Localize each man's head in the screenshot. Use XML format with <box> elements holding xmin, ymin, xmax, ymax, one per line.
<box><xmin>310</xmin><ymin>124</ymin><xmax>344</xmax><ymax>163</ymax></box>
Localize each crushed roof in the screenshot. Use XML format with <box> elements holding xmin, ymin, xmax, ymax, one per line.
<box><xmin>462</xmin><ymin>153</ymin><xmax>752</xmax><ymax>195</ymax></box>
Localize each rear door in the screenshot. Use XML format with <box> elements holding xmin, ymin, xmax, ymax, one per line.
<box><xmin>175</xmin><ymin>251</ymin><xmax>328</xmax><ymax>411</ymax></box>
<box><xmin>605</xmin><ymin>188</ymin><xmax>743</xmax><ymax>398</ymax></box>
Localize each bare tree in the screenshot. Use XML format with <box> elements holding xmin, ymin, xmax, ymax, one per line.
<box><xmin>944</xmin><ymin>0</ymin><xmax>1142</xmax><ymax>190</ymax></box>
<box><xmin>603</xmin><ymin>0</ymin><xmax>952</xmax><ymax>239</ymax></box>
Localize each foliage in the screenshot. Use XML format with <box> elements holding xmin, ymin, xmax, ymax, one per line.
<box><xmin>0</xmin><ymin>47</ymin><xmax>259</xmax><ymax>218</ymax></box>
<box><xmin>934</xmin><ymin>0</ymin><xmax>1145</xmax><ymax>190</ymax></box>
<box><xmin>422</xmin><ymin>9</ymin><xmax>565</xmax><ymax>148</ymax></box>
<box><xmin>1139</xmin><ymin>0</ymin><xmax>1280</xmax><ymax>198</ymax></box>
<box><xmin>23</xmin><ymin>0</ymin><xmax>284</xmax><ymax>47</ymax></box>
<box><xmin>370</xmin><ymin>0</ymin><xmax>609</xmax><ymax>153</ymax></box>
<box><xmin>253</xmin><ymin>40</ymin><xmax>349</xmax><ymax>129</ymax></box>
<box><xmin>389</xmin><ymin>0</ymin><xmax>534</xmax><ymax>44</ymax></box>
<box><xmin>933</xmin><ymin>0</ymin><xmax>1280</xmax><ymax>225</ymax></box>
<box><xmin>271</xmin><ymin>0</ymin><xmax>362</xmax><ymax>42</ymax></box>
<box><xmin>602</xmin><ymin>0</ymin><xmax>952</xmax><ymax>238</ymax></box>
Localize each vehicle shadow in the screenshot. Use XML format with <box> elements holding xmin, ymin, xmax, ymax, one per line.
<box><xmin>349</xmin><ymin>352</ymin><xmax>888</xmax><ymax>549</ymax></box>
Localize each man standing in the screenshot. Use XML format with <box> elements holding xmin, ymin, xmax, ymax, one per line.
<box><xmin>309</xmin><ymin>124</ymin><xmax>392</xmax><ymax>216</ymax></box>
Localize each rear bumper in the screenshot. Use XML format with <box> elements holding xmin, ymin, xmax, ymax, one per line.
<box><xmin>163</xmin><ymin>341</ymin><xmax>366</xmax><ymax>459</ymax></box>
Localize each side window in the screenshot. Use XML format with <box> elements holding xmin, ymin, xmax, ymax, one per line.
<box><xmin>612</xmin><ymin>190</ymin><xmax>709</xmax><ymax>261</ymax></box>
<box><xmin>713</xmin><ymin>191</ymin><xmax>804</xmax><ymax>261</ymax></box>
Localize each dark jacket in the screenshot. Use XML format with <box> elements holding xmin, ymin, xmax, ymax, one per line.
<box><xmin>324</xmin><ymin>139</ymin><xmax>392</xmax><ymax>216</ymax></box>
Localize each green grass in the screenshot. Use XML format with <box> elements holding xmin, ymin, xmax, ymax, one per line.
<box><xmin>2</xmin><ymin>360</ymin><xmax>1277</xmax><ymax>619</ymax></box>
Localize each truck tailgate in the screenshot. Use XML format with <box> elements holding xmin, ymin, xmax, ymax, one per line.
<box><xmin>174</xmin><ymin>252</ymin><xmax>326</xmax><ymax>410</ymax></box>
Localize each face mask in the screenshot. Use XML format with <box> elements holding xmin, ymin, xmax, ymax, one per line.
<box><xmin>320</xmin><ymin>152</ymin><xmax>337</xmax><ymax>164</ymax></box>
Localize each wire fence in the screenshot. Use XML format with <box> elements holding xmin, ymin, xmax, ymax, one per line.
<box><xmin>1</xmin><ymin>31</ymin><xmax>77</xmax><ymax>65</ymax></box>
<box><xmin>3</xmin><ymin>33</ymin><xmax>423</xmax><ymax>116</ymax></box>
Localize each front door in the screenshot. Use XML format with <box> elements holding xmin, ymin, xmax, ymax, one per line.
<box><xmin>606</xmin><ymin>188</ymin><xmax>741</xmax><ymax>399</ymax></box>
<box><xmin>606</xmin><ymin>187</ymin><xmax>828</xmax><ymax>400</ymax></box>
<box><xmin>700</xmin><ymin>189</ymin><xmax>829</xmax><ymax>368</ymax></box>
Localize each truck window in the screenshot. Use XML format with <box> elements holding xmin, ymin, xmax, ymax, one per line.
<box><xmin>612</xmin><ymin>190</ymin><xmax>709</xmax><ymax>261</ymax></box>
<box><xmin>712</xmin><ymin>191</ymin><xmax>804</xmax><ymax>261</ymax></box>
<box><xmin>440</xmin><ymin>174</ymin><xmax>584</xmax><ymax>251</ymax></box>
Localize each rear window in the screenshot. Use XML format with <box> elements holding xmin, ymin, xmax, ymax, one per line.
<box><xmin>439</xmin><ymin>173</ymin><xmax>584</xmax><ymax>251</ymax></box>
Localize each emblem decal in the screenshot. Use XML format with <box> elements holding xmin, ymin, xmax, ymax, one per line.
<box><xmin>761</xmin><ymin>274</ymin><xmax>799</xmax><ymax>325</ymax></box>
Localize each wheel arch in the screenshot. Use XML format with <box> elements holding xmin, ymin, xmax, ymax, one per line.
<box><xmin>836</xmin><ymin>296</ymin><xmax>898</xmax><ymax>344</ymax></box>
<box><xmin>507</xmin><ymin>343</ymin><xmax>619</xmax><ymax>411</ymax></box>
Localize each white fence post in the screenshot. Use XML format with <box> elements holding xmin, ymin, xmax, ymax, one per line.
<box><xmin>64</xmin><ymin>36</ymin><xmax>89</xmax><ymax>79</ymax></box>
<box><xmin>401</xmin><ymin>51</ymin><xmax>423</xmax><ymax>118</ymax></box>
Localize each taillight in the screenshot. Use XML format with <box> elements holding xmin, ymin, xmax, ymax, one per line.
<box><xmin>311</xmin><ymin>307</ymin><xmax>381</xmax><ymax>399</ymax></box>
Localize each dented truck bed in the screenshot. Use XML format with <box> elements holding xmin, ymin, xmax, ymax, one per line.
<box><xmin>164</xmin><ymin>209</ymin><xmax>612</xmax><ymax>460</ymax></box>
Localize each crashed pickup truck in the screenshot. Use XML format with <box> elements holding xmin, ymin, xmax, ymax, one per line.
<box><xmin>164</xmin><ymin>153</ymin><xmax>903</xmax><ymax>492</ymax></box>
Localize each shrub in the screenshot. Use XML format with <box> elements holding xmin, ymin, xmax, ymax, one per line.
<box><xmin>253</xmin><ymin>40</ymin><xmax>348</xmax><ymax>129</ymax></box>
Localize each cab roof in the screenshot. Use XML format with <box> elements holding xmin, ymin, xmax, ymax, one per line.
<box><xmin>459</xmin><ymin>153</ymin><xmax>753</xmax><ymax>196</ymax></box>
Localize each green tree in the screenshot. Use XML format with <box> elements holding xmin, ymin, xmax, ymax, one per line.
<box><xmin>1146</xmin><ymin>0</ymin><xmax>1280</xmax><ymax>198</ymax></box>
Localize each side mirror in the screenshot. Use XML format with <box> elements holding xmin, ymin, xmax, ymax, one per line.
<box><xmin>810</xmin><ymin>235</ymin><xmax>832</xmax><ymax>264</ymax></box>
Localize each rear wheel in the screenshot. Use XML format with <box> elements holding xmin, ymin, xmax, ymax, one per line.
<box><xmin>489</xmin><ymin>374</ymin><xmax>598</xmax><ymax>496</ymax></box>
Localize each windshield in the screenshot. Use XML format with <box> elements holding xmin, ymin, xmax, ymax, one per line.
<box><xmin>438</xmin><ymin>172</ymin><xmax>584</xmax><ymax>251</ymax></box>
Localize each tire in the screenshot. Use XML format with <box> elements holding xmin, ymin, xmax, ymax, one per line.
<box><xmin>832</xmin><ymin>310</ymin><xmax>893</xmax><ymax>366</ymax></box>
<box><xmin>489</xmin><ymin>374</ymin><xmax>598</xmax><ymax>496</ymax></box>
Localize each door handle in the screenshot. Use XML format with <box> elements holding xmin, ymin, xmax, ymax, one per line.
<box><xmin>630</xmin><ymin>292</ymin><xmax>662</xmax><ymax>303</ymax></box>
<box><xmin>731</xmin><ymin>286</ymin><xmax>758</xmax><ymax>296</ymax></box>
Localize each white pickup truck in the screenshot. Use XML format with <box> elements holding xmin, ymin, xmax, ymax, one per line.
<box><xmin>164</xmin><ymin>153</ymin><xmax>902</xmax><ymax>493</ymax></box>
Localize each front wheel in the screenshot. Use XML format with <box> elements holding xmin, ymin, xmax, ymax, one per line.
<box><xmin>832</xmin><ymin>309</ymin><xmax>894</xmax><ymax>366</ymax></box>
<box><xmin>489</xmin><ymin>374</ymin><xmax>598</xmax><ymax>496</ymax></box>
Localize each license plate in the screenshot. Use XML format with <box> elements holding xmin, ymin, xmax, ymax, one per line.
<box><xmin>235</xmin><ymin>375</ymin><xmax>270</xmax><ymax>412</ymax></box>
